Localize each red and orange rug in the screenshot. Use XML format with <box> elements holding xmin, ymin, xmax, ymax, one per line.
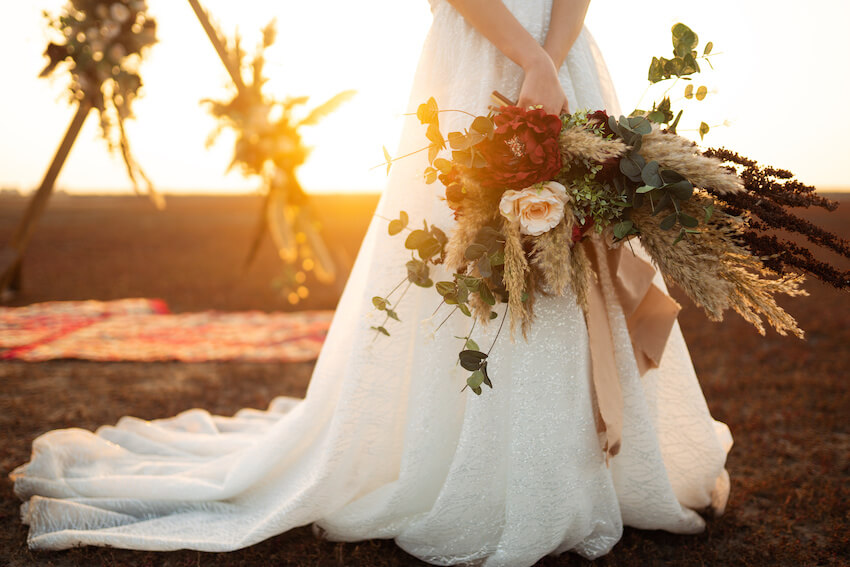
<box><xmin>0</xmin><ymin>299</ymin><xmax>332</xmax><ymax>363</ymax></box>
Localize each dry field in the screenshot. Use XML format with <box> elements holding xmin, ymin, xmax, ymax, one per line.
<box><xmin>0</xmin><ymin>193</ymin><xmax>848</xmax><ymax>566</ymax></box>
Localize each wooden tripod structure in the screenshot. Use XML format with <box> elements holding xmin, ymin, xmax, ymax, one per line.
<box><xmin>0</xmin><ymin>100</ymin><xmax>93</xmax><ymax>299</ymax></box>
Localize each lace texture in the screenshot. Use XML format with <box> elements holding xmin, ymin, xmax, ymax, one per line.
<box><xmin>11</xmin><ymin>2</ymin><xmax>732</xmax><ymax>565</ymax></box>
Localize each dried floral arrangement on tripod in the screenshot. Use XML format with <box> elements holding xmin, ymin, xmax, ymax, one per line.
<box><xmin>41</xmin><ymin>0</ymin><xmax>161</xmax><ymax>207</ymax></box>
<box><xmin>202</xmin><ymin>19</ymin><xmax>354</xmax><ymax>304</ymax></box>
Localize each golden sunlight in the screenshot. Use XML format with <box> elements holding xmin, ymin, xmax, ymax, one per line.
<box><xmin>1</xmin><ymin>0</ymin><xmax>848</xmax><ymax>194</ymax></box>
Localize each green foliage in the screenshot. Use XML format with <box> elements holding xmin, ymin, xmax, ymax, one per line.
<box><xmin>459</xmin><ymin>350</ymin><xmax>491</xmax><ymax>395</ymax></box>
<box><xmin>639</xmin><ymin>23</ymin><xmax>716</xmax><ymax>137</ymax></box>
<box><xmin>387</xmin><ymin>210</ymin><xmax>408</xmax><ymax>236</ymax></box>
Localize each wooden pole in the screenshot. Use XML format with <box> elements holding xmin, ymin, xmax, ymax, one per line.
<box><xmin>0</xmin><ymin>99</ymin><xmax>92</xmax><ymax>298</ymax></box>
<box><xmin>186</xmin><ymin>0</ymin><xmax>245</xmax><ymax>93</ymax></box>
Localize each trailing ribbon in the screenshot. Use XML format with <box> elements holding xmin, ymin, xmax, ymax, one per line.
<box><xmin>581</xmin><ymin>235</ymin><xmax>681</xmax><ymax>462</ymax></box>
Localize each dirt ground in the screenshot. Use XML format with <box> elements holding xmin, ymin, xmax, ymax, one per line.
<box><xmin>0</xmin><ymin>193</ymin><xmax>848</xmax><ymax>566</ymax></box>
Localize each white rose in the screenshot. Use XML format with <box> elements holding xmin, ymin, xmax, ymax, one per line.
<box><xmin>498</xmin><ymin>181</ymin><xmax>568</xmax><ymax>236</ymax></box>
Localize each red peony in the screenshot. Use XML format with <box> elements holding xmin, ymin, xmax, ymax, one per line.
<box><xmin>471</xmin><ymin>106</ymin><xmax>562</xmax><ymax>191</ymax></box>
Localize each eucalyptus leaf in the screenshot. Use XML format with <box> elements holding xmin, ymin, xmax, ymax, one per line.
<box><xmin>660</xmin><ymin>169</ymin><xmax>686</xmax><ymax>184</ymax></box>
<box><xmin>477</xmin><ymin>225</ymin><xmax>502</xmax><ymax>243</ymax></box>
<box><xmin>467</xmin><ymin>370</ymin><xmax>485</xmax><ymax>389</ymax></box>
<box><xmin>478</xmin><ymin>283</ymin><xmax>496</xmax><ymax>306</ymax></box>
<box><xmin>388</xmin><ymin>219</ymin><xmax>404</xmax><ymax>236</ymax></box>
<box><xmin>477</xmin><ymin>255</ymin><xmax>493</xmax><ymax>278</ymax></box>
<box><xmin>678</xmin><ymin>213</ymin><xmax>699</xmax><ymax>228</ymax></box>
<box><xmin>466</xmin><ymin>338</ymin><xmax>480</xmax><ymax>351</ymax></box>
<box><xmin>430</xmin><ymin>225</ymin><xmax>448</xmax><ymax>246</ymax></box>
<box><xmin>647</xmin><ymin>110</ymin><xmax>666</xmax><ymax>124</ymax></box>
<box><xmin>416</xmin><ymin>97</ymin><xmax>438</xmax><ymax>124</ymax></box>
<box><xmin>629</xmin><ymin>115</ymin><xmax>652</xmax><ymax>135</ymax></box>
<box><xmin>660</xmin><ymin>212</ymin><xmax>678</xmax><ymax>230</ymax></box>
<box><xmin>653</xmin><ymin>192</ymin><xmax>673</xmax><ymax>215</ymax></box>
<box><xmin>382</xmin><ymin>146</ymin><xmax>392</xmax><ymax>175</ymax></box>
<box><xmin>428</xmin><ymin>144</ymin><xmax>439</xmax><ymax>164</ymax></box>
<box><xmin>406</xmin><ymin>259</ymin><xmax>432</xmax><ymax>287</ymax></box>
<box><xmin>682</xmin><ymin>53</ymin><xmax>700</xmax><ymax>75</ymax></box>
<box><xmin>458</xmin><ymin>303</ymin><xmax>471</xmax><ymax>317</ymax></box>
<box><xmin>436</xmin><ymin>281</ymin><xmax>456</xmax><ymax>297</ymax></box>
<box><xmin>459</xmin><ymin>349</ymin><xmax>487</xmax><ymax>371</ymax></box>
<box><xmin>386</xmin><ymin>309</ymin><xmax>400</xmax><ymax>321</ymax></box>
<box><xmin>405</xmin><ymin>230</ymin><xmax>431</xmax><ymax>250</ymax></box>
<box><xmin>448</xmin><ymin>131</ymin><xmax>470</xmax><ymax>150</ymax></box>
<box><xmin>465</xmin><ymin>243</ymin><xmax>487</xmax><ymax>260</ymax></box>
<box><xmin>648</xmin><ymin>56</ymin><xmax>664</xmax><ymax>83</ymax></box>
<box><xmin>481</xmin><ymin>362</ymin><xmax>492</xmax><ymax>388</ymax></box>
<box><xmin>641</xmin><ymin>160</ymin><xmax>663</xmax><ymax>187</ymax></box>
<box><xmin>668</xmin><ymin>180</ymin><xmax>694</xmax><ymax>200</ymax></box>
<box><xmin>470</xmin><ymin>116</ymin><xmax>494</xmax><ymax>138</ymax></box>
<box><xmin>372</xmin><ymin>296</ymin><xmax>387</xmax><ymax>310</ymax></box>
<box><xmin>418</xmin><ymin>237</ymin><xmax>443</xmax><ymax>260</ymax></box>
<box><xmin>370</xmin><ymin>325</ymin><xmax>390</xmax><ymax>336</ymax></box>
<box><xmin>433</xmin><ymin>158</ymin><xmax>452</xmax><ymax>174</ymax></box>
<box><xmin>466</xmin><ymin>370</ymin><xmax>484</xmax><ymax>390</ymax></box>
<box><xmin>696</xmin><ymin>86</ymin><xmax>708</xmax><ymax>101</ymax></box>
<box><xmin>457</xmin><ymin>274</ymin><xmax>481</xmax><ymax>291</ymax></box>
<box><xmin>456</xmin><ymin>282</ymin><xmax>469</xmax><ymax>304</ymax></box>
<box><xmin>613</xmin><ymin>220</ymin><xmax>634</xmax><ymax>240</ymax></box>
<box><xmin>426</xmin><ymin>123</ymin><xmax>444</xmax><ymax>149</ymax></box>
<box><xmin>619</xmin><ymin>156</ymin><xmax>642</xmax><ymax>179</ymax></box>
<box><xmin>699</xmin><ymin>122</ymin><xmax>710</xmax><ymax>140</ymax></box>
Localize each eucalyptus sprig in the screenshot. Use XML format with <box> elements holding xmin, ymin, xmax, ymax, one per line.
<box><xmin>635</xmin><ymin>23</ymin><xmax>717</xmax><ymax>139</ymax></box>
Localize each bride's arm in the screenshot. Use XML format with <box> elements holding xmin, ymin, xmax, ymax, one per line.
<box><xmin>543</xmin><ymin>0</ymin><xmax>591</xmax><ymax>69</ymax></box>
<box><xmin>445</xmin><ymin>0</ymin><xmax>567</xmax><ymax>114</ymax></box>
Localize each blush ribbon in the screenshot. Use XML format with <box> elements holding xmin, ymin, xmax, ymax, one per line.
<box><xmin>581</xmin><ymin>236</ymin><xmax>681</xmax><ymax>462</ymax></box>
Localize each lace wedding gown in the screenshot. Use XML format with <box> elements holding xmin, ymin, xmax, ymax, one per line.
<box><xmin>12</xmin><ymin>1</ymin><xmax>732</xmax><ymax>564</ymax></box>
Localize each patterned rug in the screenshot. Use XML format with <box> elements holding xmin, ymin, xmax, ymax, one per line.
<box><xmin>0</xmin><ymin>299</ymin><xmax>333</xmax><ymax>363</ymax></box>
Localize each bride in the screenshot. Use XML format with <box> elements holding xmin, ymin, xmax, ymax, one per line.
<box><xmin>12</xmin><ymin>0</ymin><xmax>732</xmax><ymax>564</ymax></box>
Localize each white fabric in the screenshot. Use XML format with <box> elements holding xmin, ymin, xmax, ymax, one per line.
<box><xmin>11</xmin><ymin>1</ymin><xmax>732</xmax><ymax>564</ymax></box>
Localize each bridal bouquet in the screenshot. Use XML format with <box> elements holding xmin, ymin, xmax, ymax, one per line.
<box><xmin>371</xmin><ymin>26</ymin><xmax>849</xmax><ymax>403</ymax></box>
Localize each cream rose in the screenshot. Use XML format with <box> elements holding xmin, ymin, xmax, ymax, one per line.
<box><xmin>498</xmin><ymin>181</ymin><xmax>568</xmax><ymax>236</ymax></box>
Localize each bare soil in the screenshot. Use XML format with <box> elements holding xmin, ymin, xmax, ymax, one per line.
<box><xmin>0</xmin><ymin>193</ymin><xmax>848</xmax><ymax>566</ymax></box>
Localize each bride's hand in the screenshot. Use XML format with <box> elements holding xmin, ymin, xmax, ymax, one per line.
<box><xmin>517</xmin><ymin>53</ymin><xmax>569</xmax><ymax>116</ymax></box>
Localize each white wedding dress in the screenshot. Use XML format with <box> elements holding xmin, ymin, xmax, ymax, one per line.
<box><xmin>12</xmin><ymin>1</ymin><xmax>733</xmax><ymax>565</ymax></box>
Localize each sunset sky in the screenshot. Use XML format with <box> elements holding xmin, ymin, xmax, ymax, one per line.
<box><xmin>1</xmin><ymin>0</ymin><xmax>849</xmax><ymax>195</ymax></box>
